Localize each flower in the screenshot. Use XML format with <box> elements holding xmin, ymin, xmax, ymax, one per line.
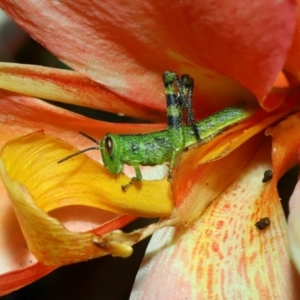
<box><xmin>0</xmin><ymin>1</ymin><xmax>300</xmax><ymax>298</ymax></box>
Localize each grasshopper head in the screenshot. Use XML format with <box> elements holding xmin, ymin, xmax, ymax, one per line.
<box><xmin>100</xmin><ymin>134</ymin><xmax>124</xmax><ymax>175</ymax></box>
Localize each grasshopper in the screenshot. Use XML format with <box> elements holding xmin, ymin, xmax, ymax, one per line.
<box><xmin>58</xmin><ymin>71</ymin><xmax>253</xmax><ymax>191</ymax></box>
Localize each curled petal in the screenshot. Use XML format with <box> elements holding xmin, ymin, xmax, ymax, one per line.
<box><xmin>0</xmin><ymin>159</ymin><xmax>131</xmax><ymax>265</ymax></box>
<box><xmin>0</xmin><ymin>214</ymin><xmax>136</xmax><ymax>295</ymax></box>
<box><xmin>0</xmin><ymin>132</ymin><xmax>173</xmax><ymax>266</ymax></box>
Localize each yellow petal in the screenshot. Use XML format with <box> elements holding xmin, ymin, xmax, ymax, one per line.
<box><xmin>0</xmin><ymin>132</ymin><xmax>173</xmax><ymax>265</ymax></box>
<box><xmin>0</xmin><ymin>159</ymin><xmax>116</xmax><ymax>265</ymax></box>
<box><xmin>1</xmin><ymin>132</ymin><xmax>173</xmax><ymax>216</ymax></box>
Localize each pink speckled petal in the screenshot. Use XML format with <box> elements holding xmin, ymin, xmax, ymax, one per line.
<box><xmin>131</xmin><ymin>136</ymin><xmax>300</xmax><ymax>299</ymax></box>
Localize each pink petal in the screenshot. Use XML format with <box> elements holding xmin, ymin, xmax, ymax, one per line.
<box><xmin>288</xmin><ymin>180</ymin><xmax>300</xmax><ymax>274</ymax></box>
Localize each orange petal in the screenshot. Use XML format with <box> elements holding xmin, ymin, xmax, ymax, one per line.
<box><xmin>0</xmin><ymin>90</ymin><xmax>164</xmax><ymax>152</ymax></box>
<box><xmin>1</xmin><ymin>1</ymin><xmax>296</xmax><ymax>110</ymax></box>
<box><xmin>0</xmin><ymin>63</ymin><xmax>164</xmax><ymax>121</ymax></box>
<box><xmin>266</xmin><ymin>114</ymin><xmax>300</xmax><ymax>181</ymax></box>
<box><xmin>0</xmin><ymin>263</ymin><xmax>55</xmax><ymax>296</ymax></box>
<box><xmin>131</xmin><ymin>137</ymin><xmax>300</xmax><ymax>299</ymax></box>
<box><xmin>265</xmin><ymin>111</ymin><xmax>300</xmax><ymax>275</ymax></box>
<box><xmin>0</xmin><ymin>213</ymin><xmax>135</xmax><ymax>296</ymax></box>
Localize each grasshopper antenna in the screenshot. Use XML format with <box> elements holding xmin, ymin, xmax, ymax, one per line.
<box><xmin>57</xmin><ymin>132</ymin><xmax>100</xmax><ymax>164</ymax></box>
<box><xmin>78</xmin><ymin>131</ymin><xmax>99</xmax><ymax>144</ymax></box>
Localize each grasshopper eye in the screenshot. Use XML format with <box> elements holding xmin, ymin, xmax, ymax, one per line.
<box><xmin>105</xmin><ymin>136</ymin><xmax>114</xmax><ymax>156</ymax></box>
<box><xmin>100</xmin><ymin>134</ymin><xmax>123</xmax><ymax>175</ymax></box>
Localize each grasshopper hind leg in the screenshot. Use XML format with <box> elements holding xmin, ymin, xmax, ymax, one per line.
<box><xmin>163</xmin><ymin>71</ymin><xmax>201</xmax><ymax>182</ymax></box>
<box><xmin>179</xmin><ymin>74</ymin><xmax>201</xmax><ymax>143</ymax></box>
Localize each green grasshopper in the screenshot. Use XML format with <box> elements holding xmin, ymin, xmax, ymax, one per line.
<box><xmin>58</xmin><ymin>71</ymin><xmax>253</xmax><ymax>191</ymax></box>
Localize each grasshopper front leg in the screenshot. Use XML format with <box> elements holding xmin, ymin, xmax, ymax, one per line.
<box><xmin>121</xmin><ymin>164</ymin><xmax>142</xmax><ymax>192</ymax></box>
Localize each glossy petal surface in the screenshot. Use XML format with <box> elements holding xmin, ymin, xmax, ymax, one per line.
<box><xmin>1</xmin><ymin>1</ymin><xmax>296</xmax><ymax>112</ymax></box>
